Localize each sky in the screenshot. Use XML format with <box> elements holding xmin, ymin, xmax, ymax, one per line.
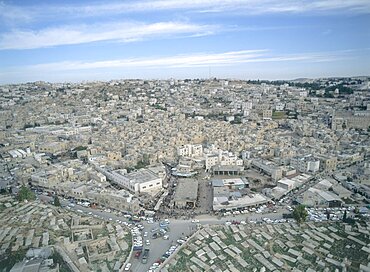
<box><xmin>0</xmin><ymin>0</ymin><xmax>369</xmax><ymax>84</ymax></box>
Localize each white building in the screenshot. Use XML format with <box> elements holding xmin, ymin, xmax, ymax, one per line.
<box><xmin>251</xmin><ymin>159</ymin><xmax>283</xmax><ymax>181</ymax></box>
<box><xmin>205</xmin><ymin>149</ymin><xmax>243</xmax><ymax>171</ymax></box>
<box><xmin>277</xmin><ymin>178</ymin><xmax>295</xmax><ymax>191</ymax></box>
<box><xmin>93</xmin><ymin>164</ymin><xmax>162</xmax><ymax>194</ymax></box>
<box><xmin>275</xmin><ymin>102</ymin><xmax>285</xmax><ymax>111</ymax></box>
<box><xmin>177</xmin><ymin>144</ymin><xmax>203</xmax><ymax>157</ymax></box>
<box><xmin>125</xmin><ymin>169</ymin><xmax>162</xmax><ymax>194</ymax></box>
<box><xmin>290</xmin><ymin>155</ymin><xmax>320</xmax><ymax>173</ymax></box>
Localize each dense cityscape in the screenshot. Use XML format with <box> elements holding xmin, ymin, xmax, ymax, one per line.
<box><xmin>1</xmin><ymin>0</ymin><xmax>370</xmax><ymax>271</ymax></box>
<box><xmin>0</xmin><ymin>77</ymin><xmax>370</xmax><ymax>271</ymax></box>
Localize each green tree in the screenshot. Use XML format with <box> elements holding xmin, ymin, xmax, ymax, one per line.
<box><xmin>73</xmin><ymin>146</ymin><xmax>87</xmax><ymax>151</ymax></box>
<box><xmin>292</xmin><ymin>205</ymin><xmax>308</xmax><ymax>224</ymax></box>
<box><xmin>17</xmin><ymin>185</ymin><xmax>36</xmax><ymax>202</ymax></box>
<box><xmin>343</xmin><ymin>210</ymin><xmax>347</xmax><ymax>222</ymax></box>
<box><xmin>0</xmin><ymin>249</ymin><xmax>26</xmax><ymax>271</ymax></box>
<box><xmin>54</xmin><ymin>195</ymin><xmax>61</xmax><ymax>207</ymax></box>
<box><xmin>135</xmin><ymin>154</ymin><xmax>150</xmax><ymax>169</ymax></box>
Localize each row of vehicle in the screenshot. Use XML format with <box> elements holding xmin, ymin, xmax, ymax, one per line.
<box><xmin>225</xmin><ymin>217</ymin><xmax>294</xmax><ymax>225</ymax></box>
<box><xmin>225</xmin><ymin>220</ymin><xmax>246</xmax><ymax>225</ymax></box>
<box><xmin>223</xmin><ymin>209</ymin><xmax>248</xmax><ymax>216</ymax></box>
<box><xmin>77</xmin><ymin>201</ymin><xmax>90</xmax><ymax>207</ymax></box>
<box><xmin>147</xmin><ymin>234</ymin><xmax>189</xmax><ymax>272</ymax></box>
<box><xmin>151</xmin><ymin>227</ymin><xmax>168</xmax><ymax>239</ymax></box>
<box><xmin>307</xmin><ymin>207</ymin><xmax>349</xmax><ymax>222</ymax></box>
<box><xmin>278</xmin><ymin>196</ymin><xmax>291</xmax><ymax>204</ymax></box>
<box><xmin>100</xmin><ymin>208</ymin><xmax>156</xmax><ymax>223</ymax></box>
<box><xmin>132</xmin><ymin>225</ymin><xmax>143</xmax><ymax>250</ymax></box>
<box><xmin>223</xmin><ymin>204</ymin><xmax>275</xmax><ymax>216</ymax></box>
<box><xmin>148</xmin><ymin>244</ymin><xmax>180</xmax><ymax>272</ymax></box>
<box><xmin>311</xmin><ymin>206</ymin><xmax>353</xmax><ymax>212</ymax></box>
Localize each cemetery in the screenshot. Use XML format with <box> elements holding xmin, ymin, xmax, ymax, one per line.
<box><xmin>164</xmin><ymin>221</ymin><xmax>370</xmax><ymax>272</ymax></box>
<box><xmin>0</xmin><ymin>196</ymin><xmax>132</xmax><ymax>272</ymax></box>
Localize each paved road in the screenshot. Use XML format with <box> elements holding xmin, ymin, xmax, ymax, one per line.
<box><xmin>130</xmin><ymin>219</ymin><xmax>196</xmax><ymax>272</ymax></box>
<box><xmin>130</xmin><ymin>207</ymin><xmax>291</xmax><ymax>271</ymax></box>
<box><xmin>39</xmin><ymin>195</ymin><xmax>195</xmax><ymax>272</ymax></box>
<box><xmin>195</xmin><ymin>207</ymin><xmax>289</xmax><ymax>224</ymax></box>
<box><xmin>39</xmin><ymin>195</ymin><xmax>291</xmax><ymax>272</ymax></box>
<box><xmin>34</xmin><ymin>170</ymin><xmax>367</xmax><ymax>272</ymax></box>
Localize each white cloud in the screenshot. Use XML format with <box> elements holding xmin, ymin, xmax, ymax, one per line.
<box><xmin>1</xmin><ymin>49</ymin><xmax>362</xmax><ymax>83</ymax></box>
<box><xmin>3</xmin><ymin>49</ymin><xmax>344</xmax><ymax>74</ymax></box>
<box><xmin>2</xmin><ymin>0</ymin><xmax>370</xmax><ymax>22</ymax></box>
<box><xmin>10</xmin><ymin>50</ymin><xmax>264</xmax><ymax>72</ymax></box>
<box><xmin>1</xmin><ymin>0</ymin><xmax>369</xmax><ymax>24</ymax></box>
<box><xmin>46</xmin><ymin>0</ymin><xmax>370</xmax><ymax>15</ymax></box>
<box><xmin>0</xmin><ymin>2</ymin><xmax>33</xmax><ymax>23</ymax></box>
<box><xmin>0</xmin><ymin>21</ymin><xmax>216</xmax><ymax>50</ymax></box>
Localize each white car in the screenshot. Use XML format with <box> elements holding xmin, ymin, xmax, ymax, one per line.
<box><xmin>191</xmin><ymin>219</ymin><xmax>199</xmax><ymax>223</ymax></box>
<box><xmin>124</xmin><ymin>263</ymin><xmax>131</xmax><ymax>271</ymax></box>
<box><xmin>146</xmin><ymin>240</ymin><xmax>150</xmax><ymax>246</ymax></box>
<box><xmin>143</xmin><ymin>232</ymin><xmax>148</xmax><ymax>237</ymax></box>
<box><xmin>225</xmin><ymin>221</ymin><xmax>232</xmax><ymax>226</ymax></box>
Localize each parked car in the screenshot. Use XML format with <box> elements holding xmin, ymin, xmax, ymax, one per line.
<box><xmin>124</xmin><ymin>263</ymin><xmax>131</xmax><ymax>271</ymax></box>
<box><xmin>134</xmin><ymin>251</ymin><xmax>142</xmax><ymax>259</ymax></box>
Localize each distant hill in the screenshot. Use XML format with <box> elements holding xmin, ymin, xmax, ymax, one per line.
<box><xmin>291</xmin><ymin>76</ymin><xmax>369</xmax><ymax>82</ymax></box>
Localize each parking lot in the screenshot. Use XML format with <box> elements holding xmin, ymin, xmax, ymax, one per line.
<box><xmin>129</xmin><ymin>219</ymin><xmax>197</xmax><ymax>272</ymax></box>
<box><xmin>194</xmin><ymin>178</ymin><xmax>213</xmax><ymax>214</ymax></box>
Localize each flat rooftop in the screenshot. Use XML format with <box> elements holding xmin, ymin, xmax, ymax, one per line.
<box><xmin>213</xmin><ymin>193</ymin><xmax>269</xmax><ymax>211</ymax></box>
<box><xmin>173</xmin><ymin>178</ymin><xmax>198</xmax><ymax>202</ymax></box>
<box><xmin>126</xmin><ymin>169</ymin><xmax>160</xmax><ymax>184</ymax></box>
